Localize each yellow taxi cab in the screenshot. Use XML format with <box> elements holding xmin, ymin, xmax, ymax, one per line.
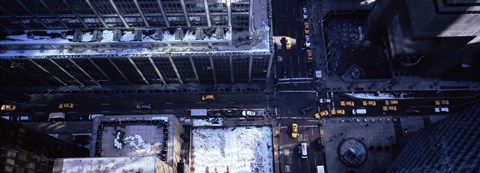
<box><xmin>1</xmin><ymin>104</ymin><xmax>16</xmax><ymax>111</ymax></box>
<box><xmin>385</xmin><ymin>100</ymin><xmax>399</xmax><ymax>105</ymax></box>
<box><xmin>434</xmin><ymin>100</ymin><xmax>449</xmax><ymax>106</ymax></box>
<box><xmin>330</xmin><ymin>109</ymin><xmax>346</xmax><ymax>116</ymax></box>
<box><xmin>340</xmin><ymin>101</ymin><xmax>355</xmax><ymax>107</ymax></box>
<box><xmin>306</xmin><ymin>49</ymin><xmax>313</xmax><ymax>62</ymax></box>
<box><xmin>314</xmin><ymin>110</ymin><xmax>329</xmax><ymax>119</ymax></box>
<box><xmin>291</xmin><ymin>123</ymin><xmax>298</xmax><ymax>138</ymax></box>
<box><xmin>362</xmin><ymin>100</ymin><xmax>376</xmax><ymax>106</ymax></box>
<box><xmin>202</xmin><ymin>95</ymin><xmax>215</xmax><ymax>101</ymax></box>
<box><xmin>304</xmin><ymin>22</ymin><xmax>310</xmax><ymax>34</ymax></box>
<box><xmin>59</xmin><ymin>103</ymin><xmax>74</xmax><ymax>109</ymax></box>
<box><xmin>284</xmin><ymin>37</ymin><xmax>292</xmax><ymax>50</ymax></box>
<box><xmin>382</xmin><ymin>106</ymin><xmax>397</xmax><ymax>111</ymax></box>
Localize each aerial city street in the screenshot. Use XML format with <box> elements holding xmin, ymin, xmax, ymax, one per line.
<box><xmin>0</xmin><ymin>0</ymin><xmax>480</xmax><ymax>172</ymax></box>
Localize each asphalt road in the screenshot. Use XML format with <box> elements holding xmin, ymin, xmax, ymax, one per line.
<box><xmin>2</xmin><ymin>92</ymin><xmax>270</xmax><ymax>121</ymax></box>
<box><xmin>273</xmin><ymin>0</ymin><xmax>310</xmax><ymax>79</ymax></box>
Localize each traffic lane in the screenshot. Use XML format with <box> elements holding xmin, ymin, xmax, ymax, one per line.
<box><xmin>12</xmin><ymin>93</ymin><xmax>270</xmax><ymax>119</ymax></box>
<box><xmin>277</xmin><ymin>92</ymin><xmax>317</xmax><ymax>117</ymax></box>
<box><xmin>280</xmin><ymin>125</ymin><xmax>323</xmax><ymax>173</ymax></box>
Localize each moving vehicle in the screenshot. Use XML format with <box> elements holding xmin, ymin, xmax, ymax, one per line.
<box><xmin>352</xmin><ymin>109</ymin><xmax>367</xmax><ymax>115</ymax></box>
<box><xmin>340</xmin><ymin>101</ymin><xmax>355</xmax><ymax>107</ymax></box>
<box><xmin>291</xmin><ymin>123</ymin><xmax>298</xmax><ymax>138</ymax></box>
<box><xmin>382</xmin><ymin>106</ymin><xmax>397</xmax><ymax>111</ymax></box>
<box><xmin>302</xmin><ymin>6</ymin><xmax>308</xmax><ymax>19</ymax></box>
<box><xmin>17</xmin><ymin>116</ymin><xmax>30</xmax><ymax>121</ymax></box>
<box><xmin>202</xmin><ymin>95</ymin><xmax>215</xmax><ymax>101</ymax></box>
<box><xmin>405</xmin><ymin>108</ymin><xmax>421</xmax><ymax>114</ymax></box>
<box><xmin>316</xmin><ymin>165</ymin><xmax>325</xmax><ymax>173</ymax></box>
<box><xmin>434</xmin><ymin>107</ymin><xmax>449</xmax><ymax>113</ymax></box>
<box><xmin>242</xmin><ymin>110</ymin><xmax>256</xmax><ymax>116</ymax></box>
<box><xmin>314</xmin><ymin>110</ymin><xmax>329</xmax><ymax>119</ymax></box>
<box><xmin>59</xmin><ymin>103</ymin><xmax>74</xmax><ymax>109</ymax></box>
<box><xmin>362</xmin><ymin>100</ymin><xmax>376</xmax><ymax>106</ymax></box>
<box><xmin>88</xmin><ymin>114</ymin><xmax>104</xmax><ymax>120</ymax></box>
<box><xmin>300</xmin><ymin>106</ymin><xmax>313</xmax><ymax>114</ymax></box>
<box><xmin>283</xmin><ymin>37</ymin><xmax>292</xmax><ymax>50</ymax></box>
<box><xmin>300</xmin><ymin>143</ymin><xmax>307</xmax><ymax>159</ymax></box>
<box><xmin>330</xmin><ymin>109</ymin><xmax>345</xmax><ymax>115</ymax></box>
<box><xmin>304</xmin><ymin>22</ymin><xmax>310</xmax><ymax>34</ymax></box>
<box><xmin>1</xmin><ymin>104</ymin><xmax>16</xmax><ymax>111</ymax></box>
<box><xmin>305</xmin><ymin>35</ymin><xmax>311</xmax><ymax>48</ymax></box>
<box><xmin>48</xmin><ymin>112</ymin><xmax>65</xmax><ymax>122</ymax></box>
<box><xmin>318</xmin><ymin>98</ymin><xmax>331</xmax><ymax>104</ymax></box>
<box><xmin>434</xmin><ymin>100</ymin><xmax>449</xmax><ymax>106</ymax></box>
<box><xmin>136</xmin><ymin>103</ymin><xmax>151</xmax><ymax>110</ymax></box>
<box><xmin>385</xmin><ymin>100</ymin><xmax>399</xmax><ymax>105</ymax></box>
<box><xmin>306</xmin><ymin>49</ymin><xmax>312</xmax><ymax>62</ymax></box>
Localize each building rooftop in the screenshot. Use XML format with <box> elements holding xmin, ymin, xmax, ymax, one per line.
<box><xmin>0</xmin><ymin>0</ymin><xmax>272</xmax><ymax>57</ymax></box>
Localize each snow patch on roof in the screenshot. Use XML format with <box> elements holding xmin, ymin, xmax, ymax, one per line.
<box><xmin>192</xmin><ymin>126</ymin><xmax>273</xmax><ymax>173</ymax></box>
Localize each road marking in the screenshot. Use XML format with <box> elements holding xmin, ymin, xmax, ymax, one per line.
<box><xmin>101</xmin><ymin>103</ymin><xmax>110</xmax><ymax>106</ymax></box>
<box><xmin>281</xmin><ymin>125</ymin><xmax>318</xmax><ymax>129</ymax></box>
<box><xmin>34</xmin><ymin>112</ymin><xmax>44</xmax><ymax>115</ymax></box>
<box><xmin>277</xmin><ymin>116</ymin><xmax>313</xmax><ymax>120</ymax></box>
<box><xmin>100</xmin><ymin>111</ymin><xmax>110</xmax><ymax>113</ymax></box>
<box><xmin>36</xmin><ymin>104</ymin><xmax>47</xmax><ymax>107</ymax></box>
<box><xmin>278</xmin><ymin>90</ymin><xmax>316</xmax><ymax>93</ymax></box>
<box><xmin>165</xmin><ymin>102</ymin><xmax>173</xmax><ymax>104</ymax></box>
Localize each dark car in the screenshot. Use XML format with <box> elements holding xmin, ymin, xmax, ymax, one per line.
<box><xmin>405</xmin><ymin>108</ymin><xmax>421</xmax><ymax>114</ymax></box>
<box><xmin>300</xmin><ymin>105</ymin><xmax>313</xmax><ymax>114</ymax></box>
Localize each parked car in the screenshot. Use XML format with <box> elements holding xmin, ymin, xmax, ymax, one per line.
<box><xmin>434</xmin><ymin>107</ymin><xmax>449</xmax><ymax>113</ymax></box>
<box><xmin>434</xmin><ymin>100</ymin><xmax>449</xmax><ymax>106</ymax></box>
<box><xmin>136</xmin><ymin>103</ymin><xmax>151</xmax><ymax>110</ymax></box>
<box><xmin>362</xmin><ymin>100</ymin><xmax>376</xmax><ymax>106</ymax></box>
<box><xmin>405</xmin><ymin>108</ymin><xmax>421</xmax><ymax>114</ymax></box>
<box><xmin>58</xmin><ymin>103</ymin><xmax>74</xmax><ymax>109</ymax></box>
<box><xmin>340</xmin><ymin>101</ymin><xmax>355</xmax><ymax>107</ymax></box>
<box><xmin>291</xmin><ymin>123</ymin><xmax>299</xmax><ymax>138</ymax></box>
<box><xmin>1</xmin><ymin>104</ymin><xmax>16</xmax><ymax>111</ymax></box>
<box><xmin>384</xmin><ymin>100</ymin><xmax>399</xmax><ymax>105</ymax></box>
<box><xmin>300</xmin><ymin>106</ymin><xmax>313</xmax><ymax>114</ymax></box>
<box><xmin>382</xmin><ymin>106</ymin><xmax>397</xmax><ymax>111</ymax></box>
<box><xmin>318</xmin><ymin>98</ymin><xmax>331</xmax><ymax>104</ymax></box>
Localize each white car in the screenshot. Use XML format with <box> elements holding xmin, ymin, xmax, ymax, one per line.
<box><xmin>305</xmin><ymin>35</ymin><xmax>311</xmax><ymax>48</ymax></box>
<box><xmin>434</xmin><ymin>107</ymin><xmax>449</xmax><ymax>113</ymax></box>
<box><xmin>242</xmin><ymin>110</ymin><xmax>256</xmax><ymax>116</ymax></box>
<box><xmin>319</xmin><ymin>98</ymin><xmax>331</xmax><ymax>104</ymax></box>
<box><xmin>302</xmin><ymin>7</ymin><xmax>308</xmax><ymax>19</ymax></box>
<box><xmin>136</xmin><ymin>104</ymin><xmax>151</xmax><ymax>110</ymax></box>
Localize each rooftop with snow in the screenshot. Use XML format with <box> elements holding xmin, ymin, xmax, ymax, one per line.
<box><xmin>0</xmin><ymin>0</ymin><xmax>272</xmax><ymax>57</ymax></box>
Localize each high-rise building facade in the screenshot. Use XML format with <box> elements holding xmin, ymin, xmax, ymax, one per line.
<box><xmin>387</xmin><ymin>104</ymin><xmax>480</xmax><ymax>172</ymax></box>
<box><xmin>0</xmin><ymin>0</ymin><xmax>273</xmax><ymax>87</ymax></box>
<box><xmin>364</xmin><ymin>0</ymin><xmax>480</xmax><ymax>80</ymax></box>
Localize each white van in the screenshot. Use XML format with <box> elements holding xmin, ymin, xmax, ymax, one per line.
<box><xmin>300</xmin><ymin>143</ymin><xmax>307</xmax><ymax>159</ymax></box>
<box><xmin>48</xmin><ymin>112</ymin><xmax>65</xmax><ymax>122</ymax></box>
<box><xmin>352</xmin><ymin>109</ymin><xmax>367</xmax><ymax>115</ymax></box>
<box><xmin>316</xmin><ymin>165</ymin><xmax>325</xmax><ymax>173</ymax></box>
